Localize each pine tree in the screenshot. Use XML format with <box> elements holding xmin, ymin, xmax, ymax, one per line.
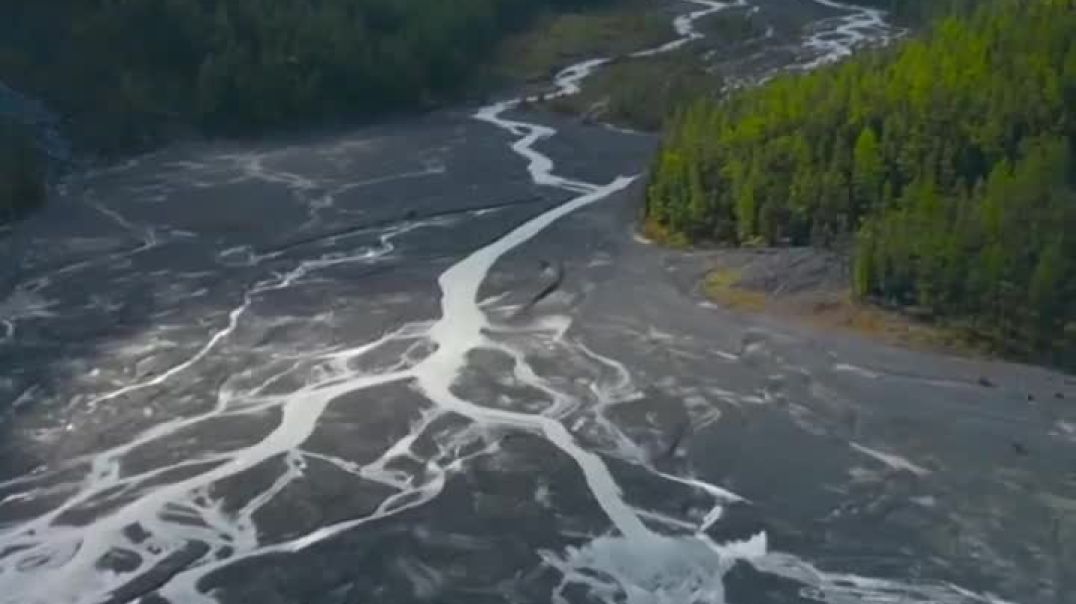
<box><xmin>853</xmin><ymin>126</ymin><xmax>884</xmax><ymax>213</ymax></box>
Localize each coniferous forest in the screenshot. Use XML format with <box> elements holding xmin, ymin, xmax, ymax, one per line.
<box><xmin>0</xmin><ymin>0</ymin><xmax>613</xmax><ymax>228</ymax></box>
<box><xmin>645</xmin><ymin>0</ymin><xmax>1076</xmax><ymax>364</ymax></box>
<box><xmin>1</xmin><ymin>0</ymin><xmax>613</xmax><ymax>152</ymax></box>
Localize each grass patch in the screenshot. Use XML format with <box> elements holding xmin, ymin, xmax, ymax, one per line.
<box><xmin>492</xmin><ymin>0</ymin><xmax>673</xmax><ymax>84</ymax></box>
<box><xmin>641</xmin><ymin>217</ymin><xmax>690</xmax><ymax>248</ymax></box>
<box><xmin>703</xmin><ymin>268</ymin><xmax>768</xmax><ymax>312</ymax></box>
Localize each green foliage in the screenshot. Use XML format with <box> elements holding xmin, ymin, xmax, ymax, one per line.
<box><xmin>646</xmin><ymin>0</ymin><xmax>1076</xmax><ymax>365</ymax></box>
<box><xmin>0</xmin><ymin>0</ymin><xmax>614</xmax><ymax>152</ymax></box>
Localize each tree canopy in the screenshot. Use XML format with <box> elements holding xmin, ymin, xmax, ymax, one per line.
<box><xmin>0</xmin><ymin>0</ymin><xmax>613</xmax><ymax>152</ymax></box>
<box><xmin>645</xmin><ymin>0</ymin><xmax>1076</xmax><ymax>365</ymax></box>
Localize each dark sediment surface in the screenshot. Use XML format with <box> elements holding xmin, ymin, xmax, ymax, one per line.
<box><xmin>0</xmin><ymin>2</ymin><xmax>1072</xmax><ymax>603</ymax></box>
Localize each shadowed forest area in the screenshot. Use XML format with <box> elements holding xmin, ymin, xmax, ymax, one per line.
<box><xmin>0</xmin><ymin>0</ymin><xmax>617</xmax><ymax>230</ymax></box>
<box><xmin>0</xmin><ymin>0</ymin><xmax>615</xmax><ymax>152</ymax></box>
<box><xmin>645</xmin><ymin>0</ymin><xmax>1076</xmax><ymax>366</ymax></box>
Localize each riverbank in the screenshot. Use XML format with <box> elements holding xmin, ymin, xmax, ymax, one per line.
<box><xmin>697</xmin><ymin>247</ymin><xmax>992</xmax><ymax>359</ymax></box>
<box><xmin>488</xmin><ymin>0</ymin><xmax>676</xmax><ymax>87</ymax></box>
<box><xmin>493</xmin><ymin>0</ymin><xmax>898</xmax><ymax>131</ymax></box>
<box><xmin>488</xmin><ymin>0</ymin><xmax>724</xmax><ymax>130</ymax></box>
<box><xmin>535</xmin><ymin>4</ymin><xmax>770</xmax><ymax>129</ymax></box>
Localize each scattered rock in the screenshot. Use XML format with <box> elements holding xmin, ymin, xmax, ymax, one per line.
<box><xmin>978</xmin><ymin>377</ymin><xmax>996</xmax><ymax>388</ymax></box>
<box><xmin>122</xmin><ymin>523</ymin><xmax>151</xmax><ymax>544</ymax></box>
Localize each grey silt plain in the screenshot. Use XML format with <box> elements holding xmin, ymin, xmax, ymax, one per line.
<box><xmin>0</xmin><ymin>1</ymin><xmax>1073</xmax><ymax>603</ymax></box>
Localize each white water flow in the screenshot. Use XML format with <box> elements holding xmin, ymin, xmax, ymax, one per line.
<box><xmin>799</xmin><ymin>0</ymin><xmax>899</xmax><ymax>69</ymax></box>
<box><xmin>0</xmin><ymin>2</ymin><xmax>1012</xmax><ymax>604</ymax></box>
